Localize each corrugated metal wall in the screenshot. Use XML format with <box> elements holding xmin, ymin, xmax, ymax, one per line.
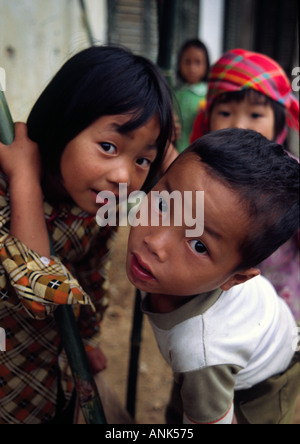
<box><xmin>107</xmin><ymin>0</ymin><xmax>158</xmax><ymax>62</ymax></box>
<box><xmin>107</xmin><ymin>0</ymin><xmax>199</xmax><ymax>73</ymax></box>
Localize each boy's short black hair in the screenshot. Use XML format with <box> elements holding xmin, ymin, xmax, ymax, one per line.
<box><xmin>187</xmin><ymin>128</ymin><xmax>299</xmax><ymax>270</ymax></box>
<box><xmin>210</xmin><ymin>89</ymin><xmax>286</xmax><ymax>142</ymax></box>
<box><xmin>27</xmin><ymin>45</ymin><xmax>174</xmax><ymax>190</ymax></box>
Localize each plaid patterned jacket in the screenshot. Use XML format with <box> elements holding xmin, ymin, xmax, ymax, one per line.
<box><xmin>0</xmin><ymin>173</ymin><xmax>117</xmax><ymax>423</ymax></box>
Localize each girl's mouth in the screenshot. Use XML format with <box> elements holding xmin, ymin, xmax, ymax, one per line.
<box><xmin>91</xmin><ymin>190</ymin><xmax>119</xmax><ymax>206</ymax></box>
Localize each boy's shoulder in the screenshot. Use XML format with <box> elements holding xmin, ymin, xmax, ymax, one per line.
<box><xmin>222</xmin><ymin>274</ymin><xmax>277</xmax><ymax>311</ymax></box>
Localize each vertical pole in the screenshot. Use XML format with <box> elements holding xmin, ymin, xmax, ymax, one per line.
<box><xmin>78</xmin><ymin>0</ymin><xmax>96</xmax><ymax>46</ymax></box>
<box><xmin>54</xmin><ymin>306</ymin><xmax>107</xmax><ymax>424</ymax></box>
<box><xmin>156</xmin><ymin>0</ymin><xmax>179</xmax><ymax>85</ymax></box>
<box><xmin>0</xmin><ymin>89</ymin><xmax>14</xmax><ymax>145</ymax></box>
<box><xmin>126</xmin><ymin>290</ymin><xmax>144</xmax><ymax>418</ymax></box>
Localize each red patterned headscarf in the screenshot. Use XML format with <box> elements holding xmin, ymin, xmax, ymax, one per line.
<box><xmin>190</xmin><ymin>48</ymin><xmax>299</xmax><ymax>144</ymax></box>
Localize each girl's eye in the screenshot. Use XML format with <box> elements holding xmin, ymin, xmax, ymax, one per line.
<box><xmin>136</xmin><ymin>158</ymin><xmax>152</xmax><ymax>169</ymax></box>
<box><xmin>189</xmin><ymin>240</ymin><xmax>208</xmax><ymax>255</ymax></box>
<box><xmin>218</xmin><ymin>110</ymin><xmax>230</xmax><ymax>117</ymax></box>
<box><xmin>99</xmin><ymin>142</ymin><xmax>117</xmax><ymax>155</ymax></box>
<box><xmin>251</xmin><ymin>113</ymin><xmax>263</xmax><ymax>119</ymax></box>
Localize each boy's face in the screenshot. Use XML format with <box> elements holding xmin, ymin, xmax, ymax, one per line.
<box><xmin>210</xmin><ymin>95</ymin><xmax>275</xmax><ymax>141</ymax></box>
<box><xmin>127</xmin><ymin>153</ymin><xmax>257</xmax><ymax>297</ymax></box>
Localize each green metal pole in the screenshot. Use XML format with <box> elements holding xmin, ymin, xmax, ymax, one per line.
<box><xmin>126</xmin><ymin>289</ymin><xmax>144</xmax><ymax>418</ymax></box>
<box><xmin>0</xmin><ymin>89</ymin><xmax>14</xmax><ymax>145</ymax></box>
<box><xmin>0</xmin><ymin>90</ymin><xmax>106</xmax><ymax>424</ymax></box>
<box><xmin>54</xmin><ymin>306</ymin><xmax>107</xmax><ymax>424</ymax></box>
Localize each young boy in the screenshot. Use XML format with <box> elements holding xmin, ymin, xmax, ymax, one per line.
<box><xmin>126</xmin><ymin>128</ymin><xmax>300</xmax><ymax>424</ymax></box>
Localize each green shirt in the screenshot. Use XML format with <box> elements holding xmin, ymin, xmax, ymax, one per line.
<box><xmin>174</xmin><ymin>82</ymin><xmax>207</xmax><ymax>153</ymax></box>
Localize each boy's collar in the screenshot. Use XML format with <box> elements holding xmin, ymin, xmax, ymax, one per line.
<box><xmin>141</xmin><ymin>288</ymin><xmax>223</xmax><ymax>330</ymax></box>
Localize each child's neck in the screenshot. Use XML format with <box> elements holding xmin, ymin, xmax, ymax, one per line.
<box><xmin>150</xmin><ymin>293</ymin><xmax>195</xmax><ymax>314</ymax></box>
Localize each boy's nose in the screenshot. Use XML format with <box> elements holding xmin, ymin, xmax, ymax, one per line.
<box><xmin>143</xmin><ymin>230</ymin><xmax>169</xmax><ymax>263</ymax></box>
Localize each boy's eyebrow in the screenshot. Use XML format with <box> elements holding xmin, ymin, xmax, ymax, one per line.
<box><xmin>165</xmin><ymin>178</ymin><xmax>223</xmax><ymax>240</ymax></box>
<box><xmin>204</xmin><ymin>225</ymin><xmax>223</xmax><ymax>240</ymax></box>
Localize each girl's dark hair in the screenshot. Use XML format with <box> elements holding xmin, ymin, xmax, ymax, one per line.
<box><xmin>187</xmin><ymin>128</ymin><xmax>299</xmax><ymax>271</ymax></box>
<box><xmin>27</xmin><ymin>45</ymin><xmax>174</xmax><ymax>190</ymax></box>
<box><xmin>210</xmin><ymin>89</ymin><xmax>286</xmax><ymax>142</ymax></box>
<box><xmin>177</xmin><ymin>39</ymin><xmax>210</xmax><ymax>83</ymax></box>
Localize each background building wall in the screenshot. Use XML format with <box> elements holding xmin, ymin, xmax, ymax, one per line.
<box><xmin>0</xmin><ymin>0</ymin><xmax>107</xmax><ymax>121</ymax></box>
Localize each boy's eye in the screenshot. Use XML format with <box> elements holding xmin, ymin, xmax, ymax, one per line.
<box><xmin>189</xmin><ymin>240</ymin><xmax>208</xmax><ymax>255</ymax></box>
<box><xmin>158</xmin><ymin>197</ymin><xmax>168</xmax><ymax>214</ymax></box>
<box><xmin>99</xmin><ymin>142</ymin><xmax>117</xmax><ymax>155</ymax></box>
<box><xmin>136</xmin><ymin>158</ymin><xmax>152</xmax><ymax>169</ymax></box>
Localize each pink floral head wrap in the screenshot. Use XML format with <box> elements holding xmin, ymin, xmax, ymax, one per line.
<box><xmin>190</xmin><ymin>48</ymin><xmax>299</xmax><ymax>144</ymax></box>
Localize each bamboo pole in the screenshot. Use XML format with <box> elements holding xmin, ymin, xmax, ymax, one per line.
<box><xmin>0</xmin><ymin>89</ymin><xmax>14</xmax><ymax>145</ymax></box>
<box><xmin>0</xmin><ymin>89</ymin><xmax>106</xmax><ymax>424</ymax></box>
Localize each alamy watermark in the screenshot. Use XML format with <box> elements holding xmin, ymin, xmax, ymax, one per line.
<box><xmin>0</xmin><ymin>66</ymin><xmax>6</xmax><ymax>91</ymax></box>
<box><xmin>292</xmin><ymin>67</ymin><xmax>300</xmax><ymax>92</ymax></box>
<box><xmin>96</xmin><ymin>184</ymin><xmax>205</xmax><ymax>237</ymax></box>
<box><xmin>0</xmin><ymin>327</ymin><xmax>6</xmax><ymax>351</ymax></box>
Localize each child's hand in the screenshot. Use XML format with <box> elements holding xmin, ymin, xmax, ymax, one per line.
<box><xmin>86</xmin><ymin>346</ymin><xmax>107</xmax><ymax>374</ymax></box>
<box><xmin>0</xmin><ymin>122</ymin><xmax>41</xmax><ymax>184</ymax></box>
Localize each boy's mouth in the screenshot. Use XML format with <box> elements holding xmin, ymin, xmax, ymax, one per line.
<box><xmin>130</xmin><ymin>253</ymin><xmax>156</xmax><ymax>282</ymax></box>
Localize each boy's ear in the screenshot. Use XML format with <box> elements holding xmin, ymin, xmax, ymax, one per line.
<box><xmin>221</xmin><ymin>268</ymin><xmax>260</xmax><ymax>291</ymax></box>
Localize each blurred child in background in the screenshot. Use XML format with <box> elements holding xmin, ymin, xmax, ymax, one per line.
<box><xmin>174</xmin><ymin>39</ymin><xmax>210</xmax><ymax>153</ymax></box>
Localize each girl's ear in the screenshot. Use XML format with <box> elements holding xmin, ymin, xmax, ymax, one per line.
<box><xmin>220</xmin><ymin>268</ymin><xmax>260</xmax><ymax>291</ymax></box>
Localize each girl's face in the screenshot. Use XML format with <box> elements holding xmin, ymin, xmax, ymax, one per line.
<box><xmin>210</xmin><ymin>96</ymin><xmax>275</xmax><ymax>140</ymax></box>
<box><xmin>60</xmin><ymin>114</ymin><xmax>160</xmax><ymax>215</ymax></box>
<box><xmin>180</xmin><ymin>47</ymin><xmax>207</xmax><ymax>85</ymax></box>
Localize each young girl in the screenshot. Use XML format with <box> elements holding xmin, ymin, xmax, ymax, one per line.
<box><xmin>174</xmin><ymin>39</ymin><xmax>210</xmax><ymax>153</ymax></box>
<box><xmin>0</xmin><ymin>45</ymin><xmax>174</xmax><ymax>424</ymax></box>
<box><xmin>190</xmin><ymin>48</ymin><xmax>300</xmax><ymax>321</ymax></box>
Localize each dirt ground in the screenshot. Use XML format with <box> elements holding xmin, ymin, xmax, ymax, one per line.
<box><xmin>97</xmin><ymin>226</ymin><xmax>300</xmax><ymax>425</ymax></box>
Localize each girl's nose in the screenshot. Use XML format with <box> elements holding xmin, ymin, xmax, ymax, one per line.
<box><xmin>233</xmin><ymin>116</ymin><xmax>249</xmax><ymax>130</ymax></box>
<box><xmin>107</xmin><ymin>163</ymin><xmax>131</xmax><ymax>188</ymax></box>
